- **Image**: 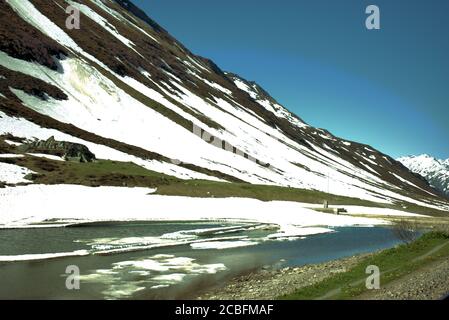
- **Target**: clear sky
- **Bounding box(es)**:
[136,0,449,159]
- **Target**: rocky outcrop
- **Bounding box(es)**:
[18,136,96,163]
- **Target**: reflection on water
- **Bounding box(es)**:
[0,222,402,299]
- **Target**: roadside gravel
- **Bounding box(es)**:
[196,254,369,300]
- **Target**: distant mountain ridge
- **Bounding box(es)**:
[398,155,449,198]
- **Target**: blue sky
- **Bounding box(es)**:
[136,0,449,159]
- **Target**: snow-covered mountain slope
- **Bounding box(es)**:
[398,155,449,198]
[0,0,448,212]
[226,72,307,129]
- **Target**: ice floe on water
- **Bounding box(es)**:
[190,240,259,250]
[114,255,227,276]
[71,222,265,255]
[0,250,89,262]
[79,236,168,250]
[150,284,170,290]
[79,254,227,299]
[266,226,335,240]
[152,273,187,283]
[70,223,331,256]
[160,224,263,239]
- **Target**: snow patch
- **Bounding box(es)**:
[0,184,388,230]
[26,153,65,161]
[0,162,34,184]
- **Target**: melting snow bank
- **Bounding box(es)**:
[288,202,430,218]
[0,185,387,230]
[0,250,89,262]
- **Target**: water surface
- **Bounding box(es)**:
[0,222,402,299]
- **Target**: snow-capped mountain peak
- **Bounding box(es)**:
[398,155,449,197]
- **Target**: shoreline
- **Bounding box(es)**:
[195,234,449,300]
[196,253,372,300]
